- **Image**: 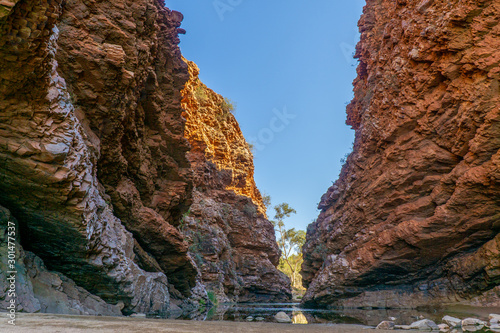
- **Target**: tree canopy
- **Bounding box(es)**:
[271,202,306,290]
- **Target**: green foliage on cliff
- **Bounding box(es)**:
[194,86,208,102]
[220,97,236,114]
[215,96,236,122]
[262,194,271,210]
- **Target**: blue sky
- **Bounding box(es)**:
[167,0,365,231]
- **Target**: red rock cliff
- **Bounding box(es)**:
[0,0,196,315]
[302,0,500,308]
[180,60,291,302]
[0,0,290,314]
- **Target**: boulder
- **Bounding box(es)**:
[376,321,396,330]
[442,316,461,328]
[274,311,292,323]
[461,318,486,327]
[490,314,500,323]
[409,319,440,331]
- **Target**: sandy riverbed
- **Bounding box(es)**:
[1,313,403,333]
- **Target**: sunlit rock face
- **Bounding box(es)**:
[302,0,500,308]
[180,60,291,303]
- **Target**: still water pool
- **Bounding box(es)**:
[178,303,499,327]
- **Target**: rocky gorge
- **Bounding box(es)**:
[302,0,500,309]
[0,0,289,316]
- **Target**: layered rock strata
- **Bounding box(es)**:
[0,206,122,316]
[180,61,291,303]
[0,0,290,315]
[54,0,197,296]
[302,0,500,308]
[0,0,194,315]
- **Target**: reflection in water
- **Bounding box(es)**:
[185,303,365,325]
[292,312,308,324]
[174,302,497,327]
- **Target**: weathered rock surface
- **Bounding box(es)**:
[0,0,289,315]
[0,205,121,316]
[0,0,182,313]
[55,0,197,296]
[302,0,500,308]
[180,60,291,302]
[0,0,193,315]
[0,0,20,19]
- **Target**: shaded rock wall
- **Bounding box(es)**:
[180,61,291,303]
[0,206,122,316]
[302,0,500,308]
[55,0,197,296]
[0,0,193,314]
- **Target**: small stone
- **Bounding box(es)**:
[376,321,395,330]
[443,315,461,328]
[417,0,435,13]
[255,317,265,321]
[274,311,292,323]
[409,319,440,331]
[395,325,412,330]
[389,317,397,321]
[246,316,254,321]
[461,318,486,327]
[490,314,500,323]
[438,323,450,332]
[167,303,183,320]
[130,313,146,318]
